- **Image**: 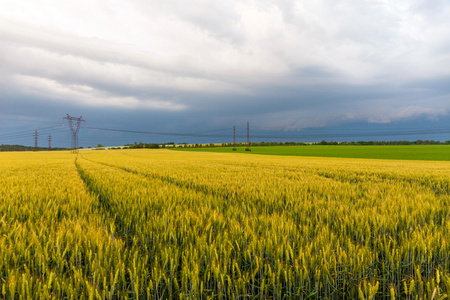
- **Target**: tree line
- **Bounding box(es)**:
[195,140,450,147]
[0,144,68,152]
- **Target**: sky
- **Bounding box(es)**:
[1,0,450,147]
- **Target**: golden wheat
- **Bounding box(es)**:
[0,149,449,299]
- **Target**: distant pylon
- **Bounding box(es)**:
[34,130,38,151]
[233,125,237,151]
[62,114,86,153]
[48,135,51,151]
[246,121,251,151]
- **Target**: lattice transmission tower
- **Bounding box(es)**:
[233,125,237,151]
[34,130,38,151]
[245,121,251,151]
[62,114,86,153]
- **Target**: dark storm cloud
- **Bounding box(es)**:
[1,0,450,146]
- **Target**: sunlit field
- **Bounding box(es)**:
[1,149,450,299]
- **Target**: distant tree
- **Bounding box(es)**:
[145,144,159,149]
[97,143,104,148]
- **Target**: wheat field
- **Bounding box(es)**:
[1,149,449,299]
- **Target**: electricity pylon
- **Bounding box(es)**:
[62,114,86,153]
[34,130,38,151]
[245,121,251,151]
[233,125,237,151]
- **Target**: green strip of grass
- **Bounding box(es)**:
[173,145,450,161]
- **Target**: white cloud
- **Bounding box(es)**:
[0,0,450,130]
[2,1,449,83]
[13,75,186,110]
[367,106,449,124]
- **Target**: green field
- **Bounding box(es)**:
[174,144,450,161]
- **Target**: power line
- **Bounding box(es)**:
[85,126,233,138]
[0,125,61,137]
[248,129,450,140]
[85,126,450,140]
[1,123,450,147]
[3,124,449,141]
[0,128,67,143]
[0,126,64,140]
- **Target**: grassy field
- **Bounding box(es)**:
[1,149,450,298]
[174,144,450,161]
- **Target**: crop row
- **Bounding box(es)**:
[1,150,450,299]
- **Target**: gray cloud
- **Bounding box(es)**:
[1,0,450,146]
